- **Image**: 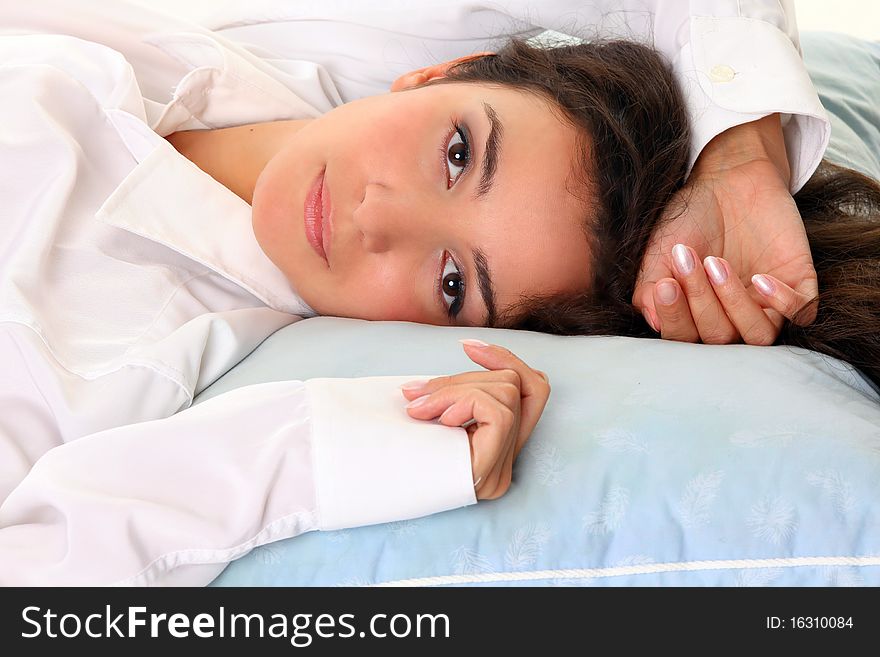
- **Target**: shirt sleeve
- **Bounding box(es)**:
[0,376,476,586]
[192,0,830,192]
[661,0,830,191]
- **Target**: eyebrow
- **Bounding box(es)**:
[467,103,503,327]
[476,102,503,199]
[470,246,497,328]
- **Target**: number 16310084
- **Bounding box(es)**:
[766,616,854,630]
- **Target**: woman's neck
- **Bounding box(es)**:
[165,119,310,204]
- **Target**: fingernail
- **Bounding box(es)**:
[473,475,483,488]
[704,256,728,284]
[642,308,658,332]
[752,274,775,296]
[459,338,489,348]
[406,394,431,409]
[399,379,429,391]
[656,281,678,305]
[672,244,695,275]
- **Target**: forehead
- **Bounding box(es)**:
[442,81,588,206]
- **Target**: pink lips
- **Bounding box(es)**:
[304,168,332,265]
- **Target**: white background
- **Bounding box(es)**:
[795,0,879,39]
[136,1,878,40]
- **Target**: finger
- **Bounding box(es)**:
[671,244,739,344]
[474,411,518,500]
[653,278,700,343]
[632,281,662,333]
[398,368,521,401]
[702,257,780,346]
[752,274,820,326]
[794,270,820,324]
[436,388,517,495]
[475,423,517,501]
[456,339,550,455]
[405,380,520,422]
[632,231,675,333]
[492,428,518,499]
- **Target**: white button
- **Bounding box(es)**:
[709,64,736,83]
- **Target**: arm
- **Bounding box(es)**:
[0,2,339,125]
[0,340,550,586]
[608,1,827,343]
[0,376,477,586]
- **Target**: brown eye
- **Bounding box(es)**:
[448,141,467,165]
[443,271,463,298]
[440,252,466,319]
[445,127,470,186]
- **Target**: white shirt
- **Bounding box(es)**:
[0,0,830,586]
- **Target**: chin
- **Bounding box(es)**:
[251,190,292,269]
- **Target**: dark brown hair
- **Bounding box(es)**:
[439,38,880,389]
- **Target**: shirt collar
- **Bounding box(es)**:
[95,131,316,317]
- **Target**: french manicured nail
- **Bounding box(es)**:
[399,379,429,390]
[656,281,678,305]
[752,274,776,296]
[459,338,490,347]
[704,256,728,284]
[672,244,695,275]
[406,394,431,409]
[642,308,658,332]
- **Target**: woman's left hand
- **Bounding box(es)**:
[398,339,550,501]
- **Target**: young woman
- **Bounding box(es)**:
[0,1,848,585]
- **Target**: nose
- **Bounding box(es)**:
[353,182,438,253]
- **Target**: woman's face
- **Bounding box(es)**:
[252,78,592,327]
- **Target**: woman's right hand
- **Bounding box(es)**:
[633,114,819,344]
[398,339,550,500]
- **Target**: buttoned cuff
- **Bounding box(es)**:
[304,375,477,531]
[678,16,831,192]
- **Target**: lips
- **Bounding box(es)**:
[320,172,332,260]
[304,168,331,265]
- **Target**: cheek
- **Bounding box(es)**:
[251,159,293,266]
[358,98,437,173]
[340,261,429,322]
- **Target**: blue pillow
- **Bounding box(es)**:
[200,317,880,587]
[205,32,880,586]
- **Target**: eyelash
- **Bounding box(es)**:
[441,121,472,189]
[440,251,466,322]
[437,121,471,321]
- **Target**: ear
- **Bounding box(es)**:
[390,51,494,92]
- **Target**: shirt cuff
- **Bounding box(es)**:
[304,375,477,531]
[678,15,831,192]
